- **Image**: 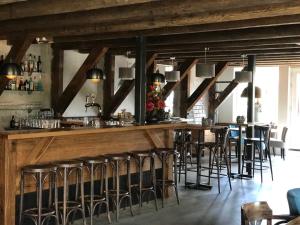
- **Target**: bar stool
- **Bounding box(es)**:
[242,125,273,183]
[105,153,133,221]
[81,157,111,225]
[55,160,86,225]
[131,150,158,210]
[208,127,232,193]
[154,148,179,208]
[19,164,59,225]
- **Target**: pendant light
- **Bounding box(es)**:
[235,54,252,83]
[165,57,180,82]
[196,48,215,78]
[119,51,135,80]
[241,86,262,99]
[86,67,105,83]
[151,70,165,86]
[0,58,23,80]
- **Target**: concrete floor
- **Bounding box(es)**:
[76,150,300,225]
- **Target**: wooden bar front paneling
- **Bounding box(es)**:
[0,123,186,225]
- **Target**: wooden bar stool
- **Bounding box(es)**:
[154,148,179,208]
[81,157,111,225]
[131,150,158,211]
[55,160,86,225]
[105,153,133,221]
[241,201,272,225]
[19,164,59,225]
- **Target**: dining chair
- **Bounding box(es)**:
[270,127,288,160]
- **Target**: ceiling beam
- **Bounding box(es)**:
[162,58,199,100]
[0,0,157,21]
[187,62,228,111]
[56,47,108,115]
[214,80,239,109]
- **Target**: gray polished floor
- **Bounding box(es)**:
[76,150,299,225]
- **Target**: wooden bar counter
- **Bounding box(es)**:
[0,123,187,225]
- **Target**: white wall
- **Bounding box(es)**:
[215,66,235,122]
[278,66,290,127]
[62,50,103,117]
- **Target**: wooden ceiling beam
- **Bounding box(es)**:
[0,35,33,95]
[162,58,199,100]
[214,80,239,109]
[56,47,108,115]
[0,0,156,21]
[3,1,300,39]
[186,62,228,111]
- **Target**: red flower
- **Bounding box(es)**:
[149,85,155,91]
[157,100,165,109]
[146,101,155,112]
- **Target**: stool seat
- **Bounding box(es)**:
[106,153,130,161]
[23,208,56,217]
[22,164,57,173]
[81,157,108,164]
[83,195,106,203]
[57,201,82,210]
[55,160,83,168]
[108,189,130,196]
[241,201,272,225]
[155,148,176,155]
[131,150,154,157]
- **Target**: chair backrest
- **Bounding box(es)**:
[228,124,239,138]
[287,188,300,216]
[213,127,230,150]
[281,127,288,142]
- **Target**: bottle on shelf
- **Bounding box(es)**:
[37,56,42,73]
[33,55,37,72]
[19,77,24,91]
[29,77,34,91]
[24,79,29,91]
[11,78,16,90]
[10,116,15,128]
[28,54,34,73]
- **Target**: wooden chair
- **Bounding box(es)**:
[270,127,288,159]
[241,201,272,225]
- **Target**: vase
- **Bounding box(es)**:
[146,116,160,124]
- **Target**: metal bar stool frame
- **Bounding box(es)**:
[19,165,59,225]
[131,150,158,211]
[82,157,111,225]
[154,148,180,208]
[106,154,134,222]
[55,161,86,225]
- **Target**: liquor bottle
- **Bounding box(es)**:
[24,79,29,91]
[19,77,24,90]
[37,56,42,72]
[11,78,16,90]
[33,55,37,72]
[10,116,15,128]
[28,54,34,73]
[29,77,34,91]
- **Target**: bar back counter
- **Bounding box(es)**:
[0,123,185,225]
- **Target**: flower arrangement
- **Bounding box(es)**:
[146,85,166,123]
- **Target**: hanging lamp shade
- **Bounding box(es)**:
[0,61,22,79]
[151,71,165,84]
[119,67,135,80]
[241,86,262,98]
[165,70,180,82]
[196,63,215,78]
[235,70,252,83]
[86,68,105,83]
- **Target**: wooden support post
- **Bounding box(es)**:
[103,52,115,119]
[0,36,33,95]
[56,47,108,114]
[208,85,216,120]
[179,71,189,118]
[247,55,256,123]
[106,52,157,115]
[51,47,64,114]
[135,36,146,124]
[187,62,228,111]
[163,58,198,99]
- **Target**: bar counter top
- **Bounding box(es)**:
[0,122,199,140]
